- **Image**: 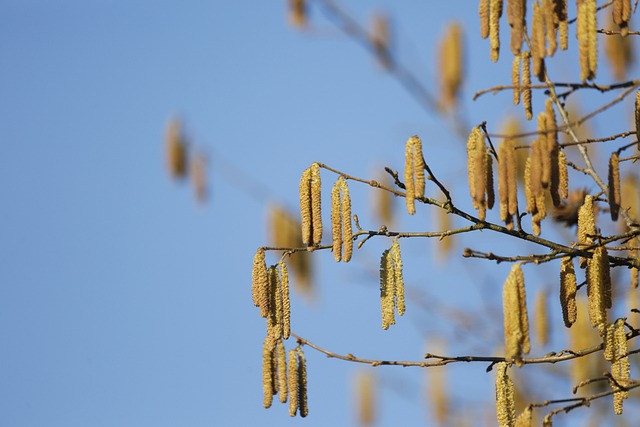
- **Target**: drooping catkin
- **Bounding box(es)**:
[404,136,426,215]
[288,349,299,416]
[560,256,578,327]
[267,266,283,340]
[577,0,598,81]
[486,152,496,210]
[467,127,489,220]
[480,0,490,39]
[165,117,188,179]
[604,12,634,81]
[630,248,639,288]
[537,113,550,189]
[542,0,558,56]
[512,54,521,105]
[263,336,276,408]
[531,1,546,81]
[503,264,530,365]
[355,371,375,426]
[535,290,549,346]
[586,246,612,328]
[635,90,640,148]
[289,0,307,29]
[276,338,288,403]
[611,318,630,414]
[489,0,503,62]
[252,248,270,318]
[613,0,631,37]
[558,150,569,199]
[577,194,595,268]
[507,0,525,55]
[300,167,312,246]
[495,362,516,427]
[310,163,322,246]
[558,0,568,50]
[296,347,309,417]
[391,241,405,316]
[341,179,353,262]
[522,51,533,120]
[498,138,518,229]
[515,406,533,427]
[278,261,291,339]
[380,249,395,330]
[439,23,464,110]
[608,152,621,221]
[331,179,343,262]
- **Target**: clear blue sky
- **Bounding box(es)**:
[1,1,638,426]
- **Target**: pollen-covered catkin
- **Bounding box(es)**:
[577,0,598,81]
[515,406,533,427]
[543,0,558,56]
[480,0,490,39]
[300,167,312,245]
[341,178,353,262]
[612,318,630,414]
[537,113,550,189]
[498,138,518,228]
[503,264,530,365]
[263,336,276,408]
[577,195,595,268]
[558,150,568,199]
[495,362,516,427]
[310,163,322,246]
[355,371,376,425]
[297,348,309,417]
[608,152,621,221]
[613,0,631,37]
[404,136,426,215]
[391,241,405,316]
[558,0,568,50]
[531,1,546,80]
[586,246,611,328]
[560,257,578,327]
[512,54,521,105]
[535,290,549,346]
[489,0,503,62]
[486,152,495,210]
[467,127,489,220]
[331,179,343,262]
[278,261,291,339]
[380,249,395,330]
[522,51,532,120]
[507,0,525,55]
[267,266,283,340]
[288,349,299,416]
[252,248,270,318]
[276,338,288,403]
[439,23,464,109]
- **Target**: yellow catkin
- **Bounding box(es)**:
[486,152,495,210]
[543,0,558,56]
[560,257,578,327]
[289,0,307,29]
[310,163,322,246]
[495,362,516,427]
[467,127,488,220]
[380,249,395,330]
[412,136,426,202]
[608,152,621,221]
[507,0,525,54]
[512,54,521,105]
[489,0,503,62]
[267,266,283,340]
[612,318,630,414]
[331,179,343,262]
[630,248,639,288]
[531,1,546,81]
[524,158,534,215]
[374,170,394,227]
[558,150,568,199]
[522,51,532,120]
[276,338,288,403]
[252,248,270,318]
[440,23,464,109]
[404,139,416,215]
[355,371,375,426]
[635,90,640,148]
[586,246,611,328]
[577,195,595,268]
[297,348,308,417]
[341,178,353,262]
[498,138,518,228]
[503,264,530,365]
[603,322,616,361]
[480,0,490,39]
[278,261,291,339]
[300,167,313,246]
[537,113,550,189]
[288,349,299,416]
[190,152,207,204]
[263,336,275,409]
[558,0,568,50]
[535,290,549,346]
[165,117,188,179]
[578,0,598,81]
[391,241,405,316]
[613,0,631,37]
[545,99,561,207]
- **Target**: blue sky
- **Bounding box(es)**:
[1,1,639,426]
